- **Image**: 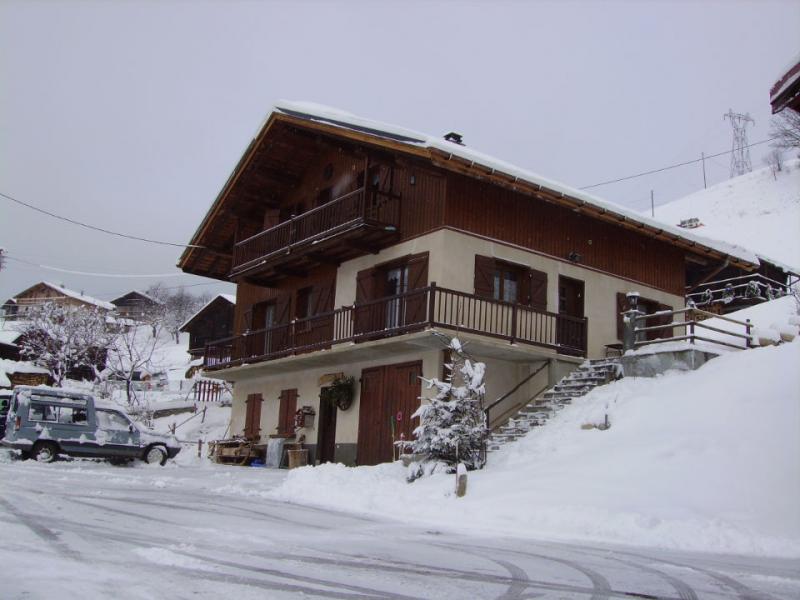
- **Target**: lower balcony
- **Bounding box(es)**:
[203,284,588,370]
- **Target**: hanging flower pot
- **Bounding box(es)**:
[326,376,354,411]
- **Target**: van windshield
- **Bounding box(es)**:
[96,410,131,431]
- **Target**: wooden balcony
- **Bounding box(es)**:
[230,188,400,283]
[203,284,588,370]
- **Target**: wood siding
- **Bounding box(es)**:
[446,174,685,295]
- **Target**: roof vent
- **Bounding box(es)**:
[678,217,702,229]
[444,132,464,145]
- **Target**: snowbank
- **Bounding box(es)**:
[269,342,800,558]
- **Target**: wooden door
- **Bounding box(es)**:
[557,276,585,354]
[316,389,338,463]
[356,361,422,466]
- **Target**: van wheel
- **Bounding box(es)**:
[33,442,58,463]
[144,445,167,466]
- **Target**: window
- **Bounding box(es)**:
[28,403,86,424]
[493,266,519,303]
[474,255,548,311]
[96,410,132,431]
[29,403,56,422]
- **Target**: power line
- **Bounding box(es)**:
[579,137,776,190]
[0,191,204,248]
[4,254,188,278]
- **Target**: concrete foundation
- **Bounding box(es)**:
[620,347,720,378]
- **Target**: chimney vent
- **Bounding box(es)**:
[444,132,464,145]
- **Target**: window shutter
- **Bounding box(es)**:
[274,294,292,324]
[474,255,495,298]
[526,268,548,311]
[406,252,429,290]
[354,268,378,336]
[278,388,298,436]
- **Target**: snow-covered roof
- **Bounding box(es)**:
[270,101,760,266]
[0,330,22,346]
[0,358,50,387]
[179,293,236,332]
[652,159,800,275]
[11,281,115,311]
[110,290,164,306]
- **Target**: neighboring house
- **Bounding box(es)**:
[179,294,236,360]
[2,281,114,381]
[770,54,800,114]
[111,290,163,321]
[0,329,22,361]
[3,281,115,319]
[178,102,762,466]
[0,358,52,389]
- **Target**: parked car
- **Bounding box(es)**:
[1,386,180,465]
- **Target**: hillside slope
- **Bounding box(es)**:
[265,300,800,558]
[653,158,800,269]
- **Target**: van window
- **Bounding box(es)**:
[57,406,87,424]
[96,410,131,431]
[29,403,57,422]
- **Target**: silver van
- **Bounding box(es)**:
[1,386,180,465]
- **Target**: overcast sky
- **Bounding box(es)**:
[1,0,798,304]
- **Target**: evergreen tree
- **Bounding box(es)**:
[410,337,487,475]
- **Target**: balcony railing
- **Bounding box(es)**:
[231,188,400,276]
[204,284,588,369]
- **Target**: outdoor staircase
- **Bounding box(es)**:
[486,358,621,452]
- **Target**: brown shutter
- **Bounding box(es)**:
[474,255,495,298]
[616,292,630,341]
[274,293,291,324]
[406,252,429,290]
[405,253,429,325]
[527,269,548,311]
[278,388,298,436]
[354,268,378,336]
[244,393,263,440]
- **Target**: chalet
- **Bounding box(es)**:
[3,281,115,319]
[111,290,163,321]
[179,102,763,466]
[2,281,113,381]
[179,293,236,360]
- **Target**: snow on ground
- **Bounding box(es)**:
[653,159,800,270]
[264,337,800,558]
[5,458,798,600]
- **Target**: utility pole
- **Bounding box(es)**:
[723,109,755,178]
[701,152,707,189]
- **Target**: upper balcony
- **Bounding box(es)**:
[230,187,400,284]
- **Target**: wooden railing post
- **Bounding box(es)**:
[745,318,752,349]
[689,309,696,344]
[289,214,297,246]
[428,282,437,326]
[510,302,517,344]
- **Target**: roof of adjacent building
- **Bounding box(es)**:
[770,53,800,114]
[110,290,164,306]
[8,281,115,311]
[179,293,236,332]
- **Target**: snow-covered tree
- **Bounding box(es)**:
[770,109,800,155]
[15,302,116,386]
[410,337,487,476]
[106,318,168,408]
[145,284,203,343]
